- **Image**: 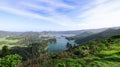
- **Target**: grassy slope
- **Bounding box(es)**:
[75,29,120,44]
[0,38,19,50]
[42,38,120,67]
[18,35,120,67]
[0,38,19,43]
[0,45,17,50]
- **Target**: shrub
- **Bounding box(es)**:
[57,63,66,67]
[0,54,22,67]
[86,61,105,67]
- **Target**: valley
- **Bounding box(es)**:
[1,0,120,67]
[0,27,120,67]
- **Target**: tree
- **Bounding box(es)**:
[0,54,22,67]
[57,63,65,67]
[66,42,72,50]
[1,46,10,57]
[29,42,47,58]
[87,61,105,67]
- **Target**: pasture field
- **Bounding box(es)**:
[0,38,19,43]
[0,37,20,50]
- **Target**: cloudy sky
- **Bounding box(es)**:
[0,0,120,31]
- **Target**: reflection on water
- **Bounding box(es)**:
[48,34,76,53]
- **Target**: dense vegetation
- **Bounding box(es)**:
[75,29,120,44]
[13,34,120,67]
[0,28,120,67]
[0,32,57,67]
[0,54,22,67]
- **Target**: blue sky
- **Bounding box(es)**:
[0,0,120,31]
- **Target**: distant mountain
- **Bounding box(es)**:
[0,31,22,38]
[41,30,86,34]
[75,28,120,44]
[0,26,120,38]
[19,32,40,36]
[41,27,107,35]
[0,31,40,38]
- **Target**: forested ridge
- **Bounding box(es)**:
[16,35,120,67]
[0,28,120,67]
[1,34,120,67]
[75,28,120,44]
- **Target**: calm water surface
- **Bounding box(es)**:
[48,34,75,53]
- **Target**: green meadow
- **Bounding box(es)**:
[0,38,19,43]
[40,36,120,67]
[0,45,16,50]
[0,38,19,50]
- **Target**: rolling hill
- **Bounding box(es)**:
[75,28,120,44]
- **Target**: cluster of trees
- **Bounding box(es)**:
[1,34,120,67]
[74,29,120,44]
[0,34,52,67]
[21,35,120,67]
[0,54,21,67]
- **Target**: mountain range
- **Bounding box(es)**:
[0,26,120,40]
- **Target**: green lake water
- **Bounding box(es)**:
[48,34,76,53]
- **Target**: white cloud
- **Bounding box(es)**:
[0,6,52,20]
[0,0,77,27]
[37,0,75,9]
[0,6,76,27]
[76,0,120,29]
[21,2,53,12]
[0,0,76,27]
[0,0,120,30]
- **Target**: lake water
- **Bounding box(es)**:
[48,34,76,53]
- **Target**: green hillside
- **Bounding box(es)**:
[75,29,120,44]
[1,28,120,67]
[16,35,120,67]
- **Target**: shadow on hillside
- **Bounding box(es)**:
[102,57,120,62]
